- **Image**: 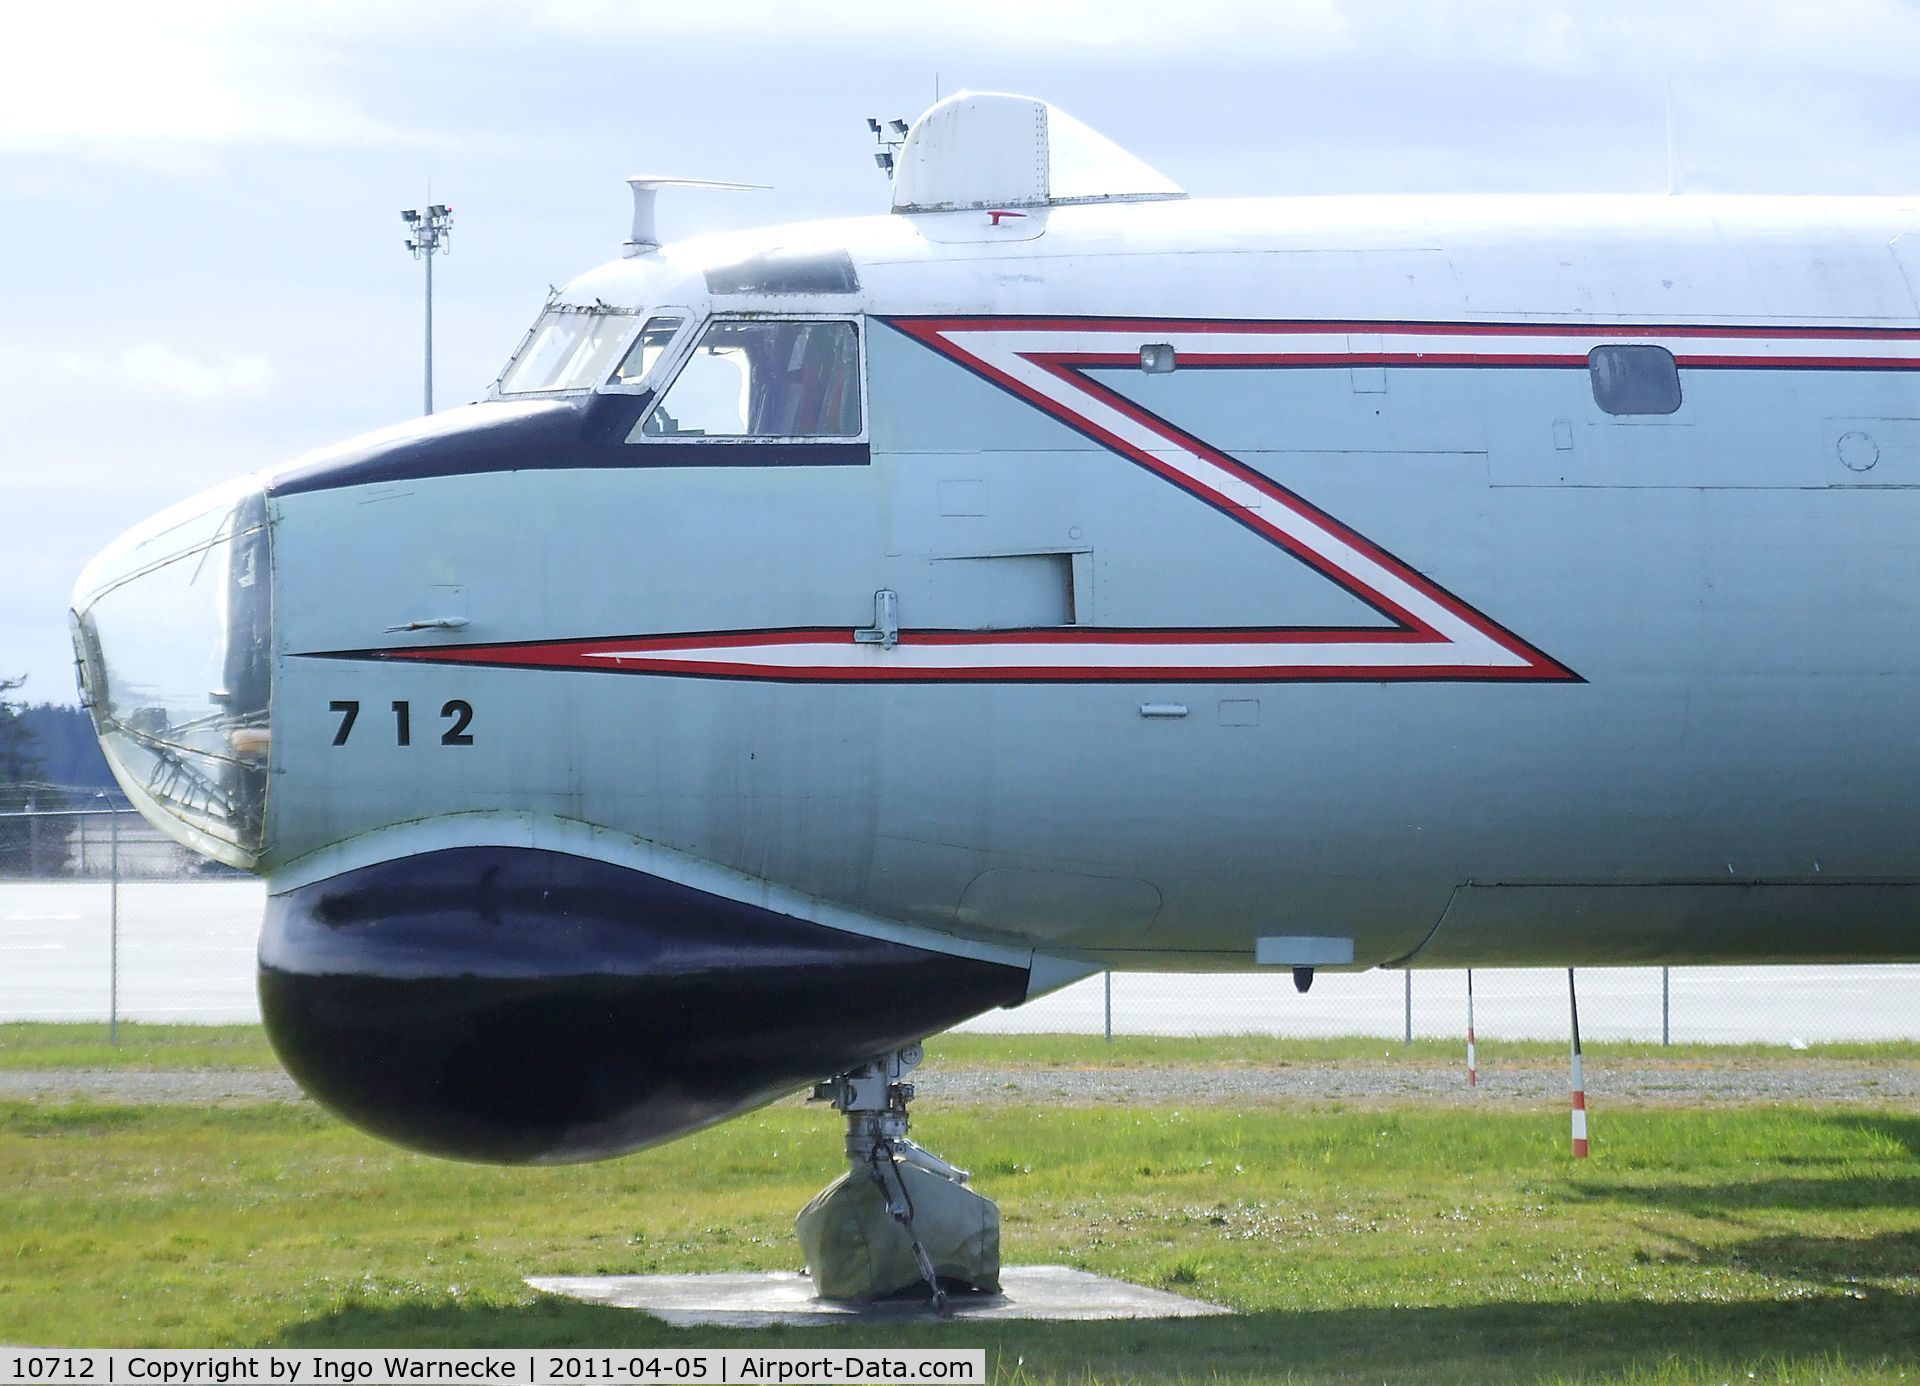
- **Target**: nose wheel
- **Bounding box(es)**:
[796,1044,1000,1309]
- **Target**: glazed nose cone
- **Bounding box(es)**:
[69,478,273,870]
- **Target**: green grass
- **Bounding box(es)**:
[4,1022,1917,1071]
[2,1091,1918,1382]
[0,1022,276,1069]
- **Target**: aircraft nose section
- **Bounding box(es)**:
[257,847,1030,1164]
[69,478,274,870]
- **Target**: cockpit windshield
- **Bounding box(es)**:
[497,307,637,395]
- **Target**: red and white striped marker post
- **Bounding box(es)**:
[1466,969,1478,1087]
[1568,967,1589,1159]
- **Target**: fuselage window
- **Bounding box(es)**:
[639,319,861,439]
[1589,344,1681,416]
[610,315,685,388]
[498,307,638,395]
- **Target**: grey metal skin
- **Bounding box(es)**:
[235,196,1920,982]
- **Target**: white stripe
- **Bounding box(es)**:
[605,319,1770,680]
[973,327,1920,365]
[587,638,1510,671]
[1571,1108,1589,1140]
[928,328,1536,674]
[630,319,1914,683]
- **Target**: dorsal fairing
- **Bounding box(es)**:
[891,92,1185,214]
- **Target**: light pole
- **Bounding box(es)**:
[401,202,453,414]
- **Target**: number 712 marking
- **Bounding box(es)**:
[330,699,473,746]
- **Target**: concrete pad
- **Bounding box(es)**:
[526,1266,1229,1327]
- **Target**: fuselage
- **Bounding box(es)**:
[70,166,1920,1159]
[272,192,1920,967]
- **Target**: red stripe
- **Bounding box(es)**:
[378,629,852,659]
[1027,357,1434,630]
[892,321,1473,667]
[376,649,1566,682]
[1023,351,1575,676]
[1032,348,1920,370]
[345,317,1606,685]
[384,626,1448,663]
[370,656,1559,683]
[893,315,1920,342]
[914,626,1429,647]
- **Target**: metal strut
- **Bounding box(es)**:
[864,1135,948,1313]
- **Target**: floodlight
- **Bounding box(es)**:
[867,116,909,180]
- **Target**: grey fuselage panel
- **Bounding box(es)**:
[257,196,1920,970]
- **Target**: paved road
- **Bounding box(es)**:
[1,880,260,1021]
[4,879,1919,1042]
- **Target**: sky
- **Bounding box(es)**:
[8,0,1920,701]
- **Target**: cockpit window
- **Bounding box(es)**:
[498,307,637,395]
[637,319,861,439]
[609,315,686,389]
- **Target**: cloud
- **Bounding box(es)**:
[12,0,1920,172]
[1329,0,1920,78]
[525,0,1356,52]
[517,0,1920,79]
[104,344,277,403]
[0,3,440,163]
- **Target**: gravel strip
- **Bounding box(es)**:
[918,1060,1920,1106]
[0,1068,304,1104]
[3,1060,1917,1108]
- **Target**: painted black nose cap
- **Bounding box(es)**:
[257,846,1027,1164]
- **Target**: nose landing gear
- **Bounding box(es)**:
[796,1044,999,1310]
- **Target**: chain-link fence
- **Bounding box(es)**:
[955,965,1920,1044]
[0,786,218,879]
[3,806,1917,1041]
[1,800,257,1029]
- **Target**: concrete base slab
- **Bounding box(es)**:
[526,1266,1229,1327]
